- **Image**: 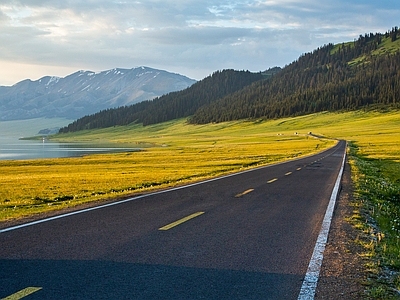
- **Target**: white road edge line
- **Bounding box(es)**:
[0,142,340,234]
[297,143,346,300]
[0,166,271,233]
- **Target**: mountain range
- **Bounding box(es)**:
[59,27,400,133]
[0,67,196,121]
[59,69,267,132]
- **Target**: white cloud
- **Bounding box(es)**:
[0,0,398,85]
[0,59,78,86]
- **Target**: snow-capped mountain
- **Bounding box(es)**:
[0,67,196,121]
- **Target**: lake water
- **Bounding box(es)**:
[0,118,138,161]
[0,137,139,160]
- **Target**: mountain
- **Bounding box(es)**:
[59,27,400,133]
[59,69,266,132]
[189,27,400,123]
[0,67,196,121]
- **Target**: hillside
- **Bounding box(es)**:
[0,67,196,121]
[190,27,400,123]
[59,27,400,133]
[59,69,265,132]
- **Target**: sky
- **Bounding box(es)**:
[0,0,398,86]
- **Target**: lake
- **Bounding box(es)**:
[0,118,138,161]
[0,137,139,160]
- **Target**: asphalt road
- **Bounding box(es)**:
[0,140,346,299]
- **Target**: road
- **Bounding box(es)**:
[0,140,346,299]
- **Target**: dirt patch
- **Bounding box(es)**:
[315,160,368,299]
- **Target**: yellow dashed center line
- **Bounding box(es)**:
[297,167,302,171]
[235,188,254,198]
[3,287,42,300]
[285,172,292,176]
[159,212,205,231]
[267,178,278,184]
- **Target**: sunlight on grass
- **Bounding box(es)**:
[0,118,334,221]
[1,108,400,296]
[2,110,400,224]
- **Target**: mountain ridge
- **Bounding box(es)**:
[59,27,400,133]
[59,69,267,132]
[0,67,196,121]
[189,28,399,123]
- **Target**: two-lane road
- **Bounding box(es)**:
[0,140,346,299]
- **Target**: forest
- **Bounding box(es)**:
[59,70,265,132]
[59,27,399,133]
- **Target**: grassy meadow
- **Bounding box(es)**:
[1,117,335,221]
[1,109,400,296]
[306,109,400,298]
[1,110,398,224]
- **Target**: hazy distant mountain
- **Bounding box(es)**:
[0,67,196,121]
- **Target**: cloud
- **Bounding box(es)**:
[0,0,398,85]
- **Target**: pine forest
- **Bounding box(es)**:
[60,27,400,133]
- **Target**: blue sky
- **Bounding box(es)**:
[0,0,398,85]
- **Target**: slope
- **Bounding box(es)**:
[59,69,265,132]
[190,28,400,124]
[0,67,196,121]
[59,27,399,132]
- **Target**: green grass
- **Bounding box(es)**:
[1,117,334,221]
[348,145,400,298]
[331,35,400,67]
[54,109,400,297]
[373,36,400,56]
[277,109,400,297]
[1,109,400,297]
[312,109,400,298]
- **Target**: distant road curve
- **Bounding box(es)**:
[0,141,346,299]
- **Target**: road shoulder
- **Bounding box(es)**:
[315,160,367,299]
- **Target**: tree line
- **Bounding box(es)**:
[59,70,264,132]
[60,27,399,132]
[189,29,400,124]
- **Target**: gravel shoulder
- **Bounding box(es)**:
[315,160,368,299]
[1,157,370,298]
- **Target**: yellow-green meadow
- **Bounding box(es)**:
[1,117,334,221]
[1,109,400,296]
[1,110,399,223]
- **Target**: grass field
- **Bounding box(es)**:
[1,109,399,297]
[310,109,400,298]
[331,35,400,67]
[1,117,335,221]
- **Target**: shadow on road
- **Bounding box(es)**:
[1,259,303,299]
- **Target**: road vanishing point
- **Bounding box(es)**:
[1,141,346,299]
